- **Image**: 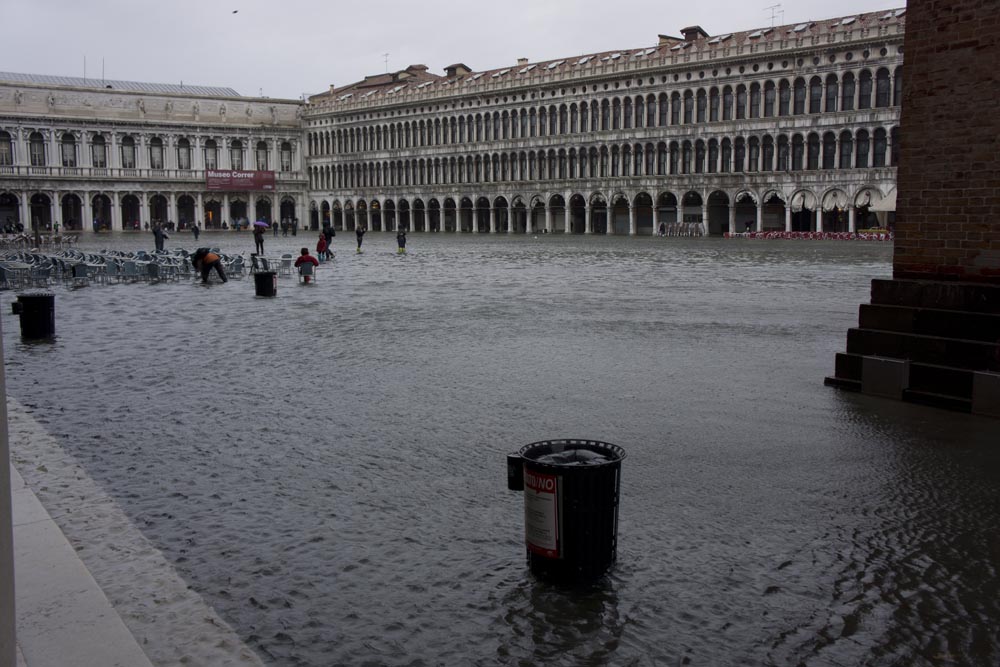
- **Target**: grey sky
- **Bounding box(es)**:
[7,0,905,100]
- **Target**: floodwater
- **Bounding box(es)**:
[4,231,1000,667]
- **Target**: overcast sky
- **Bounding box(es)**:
[7,0,905,100]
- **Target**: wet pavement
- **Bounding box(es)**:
[4,231,999,666]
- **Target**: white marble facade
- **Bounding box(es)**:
[304,8,905,235]
[0,77,307,232]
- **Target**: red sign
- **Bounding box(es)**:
[524,469,560,558]
[205,170,275,192]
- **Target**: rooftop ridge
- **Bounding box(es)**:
[0,71,241,97]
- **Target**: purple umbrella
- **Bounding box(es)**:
[253,220,270,228]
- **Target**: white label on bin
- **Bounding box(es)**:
[524,469,559,558]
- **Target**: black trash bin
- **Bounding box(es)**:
[507,439,625,584]
[254,271,277,297]
[11,293,55,339]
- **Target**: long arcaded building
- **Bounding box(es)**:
[0,7,904,236]
[304,7,904,236]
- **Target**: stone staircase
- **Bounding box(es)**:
[825,278,1000,417]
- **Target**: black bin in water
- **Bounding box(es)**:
[507,439,625,584]
[10,293,55,339]
[254,271,277,297]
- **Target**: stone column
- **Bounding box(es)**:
[545,206,553,234]
[139,194,148,230]
[194,136,204,171]
[784,204,792,232]
[628,204,636,236]
[110,133,119,169]
[508,208,515,234]
[111,194,121,231]
[168,192,177,225]
[49,191,58,231]
[49,129,59,170]
[702,202,710,236]
[585,202,592,234]
[82,191,92,230]
[223,194,230,227]
[815,209,822,233]
[489,206,496,233]
[848,206,857,233]
[728,202,736,234]
[18,191,28,229]
[196,192,204,226]
[756,199,763,233]
[564,204,571,234]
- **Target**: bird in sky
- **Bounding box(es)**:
[232,10,238,14]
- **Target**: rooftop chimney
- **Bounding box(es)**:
[517,58,529,66]
[680,25,709,41]
[444,63,472,78]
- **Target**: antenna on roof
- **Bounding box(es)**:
[383,53,390,73]
[764,3,784,27]
[83,55,87,84]
[101,57,105,86]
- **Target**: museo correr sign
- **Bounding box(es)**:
[205,170,276,191]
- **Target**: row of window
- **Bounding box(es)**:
[309,127,899,191]
[308,67,902,156]
[0,132,294,171]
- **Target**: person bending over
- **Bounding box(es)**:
[191,248,228,283]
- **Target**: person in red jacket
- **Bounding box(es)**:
[317,233,328,260]
[294,247,319,283]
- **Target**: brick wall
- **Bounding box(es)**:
[893,0,1000,282]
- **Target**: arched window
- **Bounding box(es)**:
[822,132,836,169]
[722,86,733,121]
[890,126,900,166]
[560,105,568,133]
[761,135,774,171]
[747,136,759,172]
[749,83,761,118]
[682,140,692,173]
[855,130,870,168]
[203,139,217,169]
[708,139,719,173]
[281,142,293,172]
[734,137,745,172]
[842,72,856,111]
[671,92,681,125]
[578,103,588,133]
[764,81,776,117]
[255,140,269,170]
[230,140,244,170]
[612,98,622,130]
[658,93,669,126]
[646,94,656,126]
[809,77,822,113]
[778,80,790,116]
[91,134,107,168]
[61,133,77,167]
[0,131,12,166]
[601,100,610,130]
[709,87,720,121]
[807,133,821,170]
[893,67,903,106]
[777,135,789,171]
[873,128,888,167]
[669,142,679,174]
[735,85,747,119]
[635,97,645,127]
[791,134,804,170]
[825,74,838,112]
[696,90,707,123]
[839,130,853,169]
[683,91,694,124]
[858,70,873,109]
[875,68,892,107]
[721,138,732,173]
[623,98,632,129]
[177,138,191,170]
[793,78,806,114]
[120,135,136,169]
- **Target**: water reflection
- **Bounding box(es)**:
[3,233,999,666]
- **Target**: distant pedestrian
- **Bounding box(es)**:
[322,222,334,251]
[152,222,168,252]
[273,220,279,237]
[253,224,265,254]
[355,225,366,253]
[192,222,200,241]
[396,229,407,254]
[317,233,328,260]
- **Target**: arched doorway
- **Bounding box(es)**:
[734,192,757,233]
[121,194,140,231]
[229,199,248,226]
[369,200,382,232]
[529,197,545,234]
[281,198,296,226]
[511,197,528,234]
[656,192,678,234]
[633,192,653,235]
[255,197,272,224]
[609,194,630,235]
[493,196,510,233]
[475,197,491,233]
[548,194,567,233]
[762,192,787,232]
[680,191,704,235]
[384,200,397,232]
[344,202,355,231]
[177,195,196,228]
[707,191,729,235]
[204,199,222,229]
[60,194,82,230]
[589,195,608,234]
[410,199,424,232]
[1,193,21,230]
[821,189,849,232]
[425,199,439,233]
[443,198,457,233]
[459,197,474,233]
[91,194,112,231]
[30,193,52,231]
[790,191,817,231]
[149,194,168,224]
[398,199,411,231]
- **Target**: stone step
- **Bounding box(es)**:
[846,328,1000,372]
[871,278,1000,314]
[859,303,1000,342]
[829,353,976,398]
[902,389,973,413]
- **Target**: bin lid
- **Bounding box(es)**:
[519,439,625,467]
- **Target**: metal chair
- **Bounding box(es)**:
[298,262,316,284]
